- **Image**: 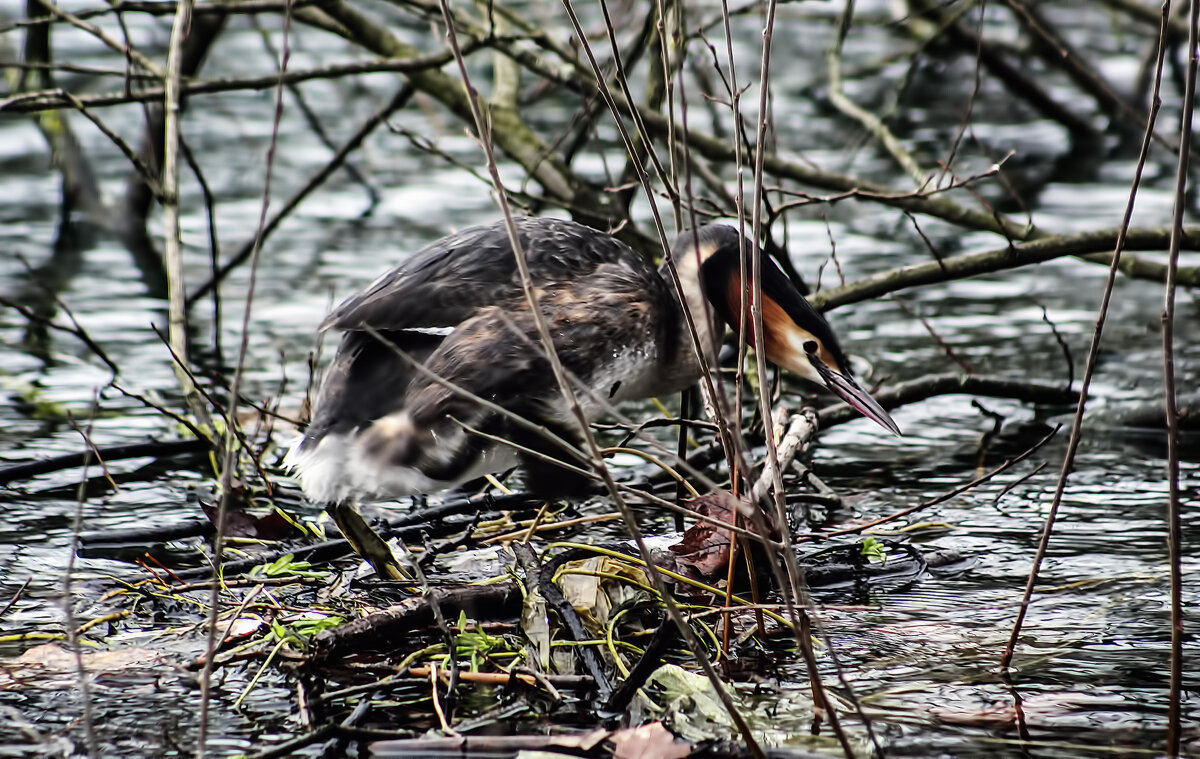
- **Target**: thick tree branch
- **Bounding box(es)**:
[810,227,1200,311]
[472,27,1043,242]
[816,373,1080,430]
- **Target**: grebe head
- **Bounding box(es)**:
[674,224,901,436]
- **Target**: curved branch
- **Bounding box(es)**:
[187,84,415,306]
[119,12,225,297]
[816,373,1080,429]
[826,2,926,185]
[809,226,1200,311]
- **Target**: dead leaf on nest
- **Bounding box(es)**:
[669,492,740,579]
[200,503,304,541]
[558,556,650,627]
[608,721,691,759]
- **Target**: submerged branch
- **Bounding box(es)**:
[312,584,522,662]
[0,438,208,487]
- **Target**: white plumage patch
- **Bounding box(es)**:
[283,433,357,504]
[284,425,520,504]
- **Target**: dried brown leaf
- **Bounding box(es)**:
[609,721,691,759]
[669,492,739,579]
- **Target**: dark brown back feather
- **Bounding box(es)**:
[322,217,653,332]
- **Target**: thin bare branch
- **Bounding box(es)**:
[0,0,329,33]
[63,399,102,759]
[1001,0,1172,672]
[1160,0,1196,751]
[0,49,463,112]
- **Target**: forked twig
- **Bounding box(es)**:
[827,0,926,185]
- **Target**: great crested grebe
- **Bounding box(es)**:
[286,216,899,505]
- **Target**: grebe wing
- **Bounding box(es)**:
[354,260,673,494]
[322,217,651,332]
[290,236,674,503]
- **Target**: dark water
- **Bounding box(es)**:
[1,0,1198,756]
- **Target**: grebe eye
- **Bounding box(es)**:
[803,340,819,355]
